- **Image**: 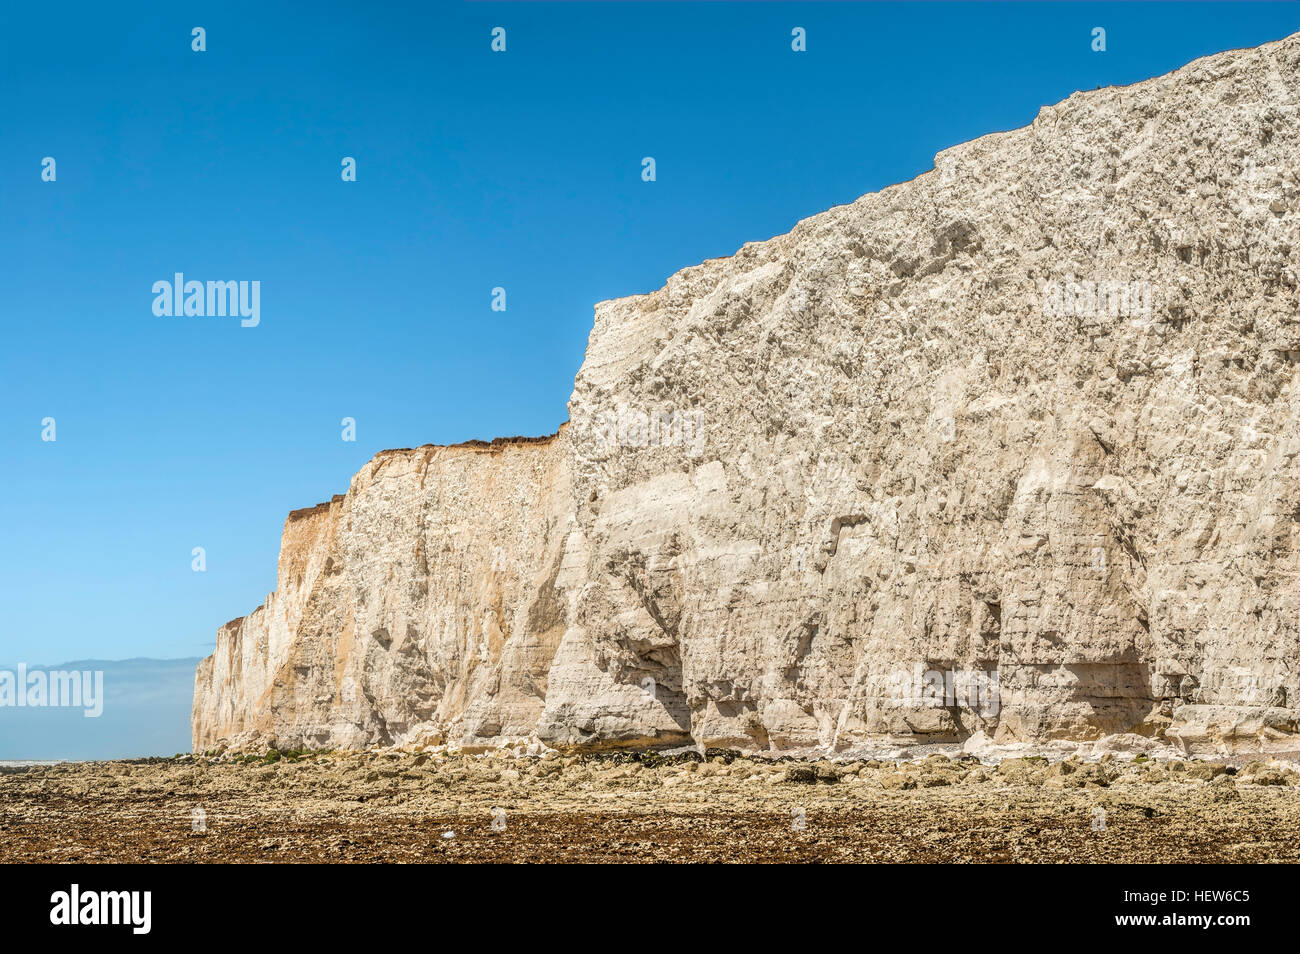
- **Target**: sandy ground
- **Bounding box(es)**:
[3,749,1300,863]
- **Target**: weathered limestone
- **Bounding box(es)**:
[196,33,1300,756]
[193,434,572,752]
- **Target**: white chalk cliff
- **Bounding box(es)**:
[196,34,1300,756]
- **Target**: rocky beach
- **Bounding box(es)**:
[5,749,1299,863]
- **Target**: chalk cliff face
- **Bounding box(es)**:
[193,435,572,751]
[197,34,1300,756]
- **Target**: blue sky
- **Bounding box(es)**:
[3,1,1297,666]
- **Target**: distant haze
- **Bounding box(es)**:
[0,658,199,760]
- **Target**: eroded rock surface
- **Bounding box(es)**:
[197,33,1300,756]
[193,434,571,752]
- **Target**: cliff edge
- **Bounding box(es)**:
[197,33,1300,756]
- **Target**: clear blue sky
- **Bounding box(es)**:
[3,2,1297,664]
